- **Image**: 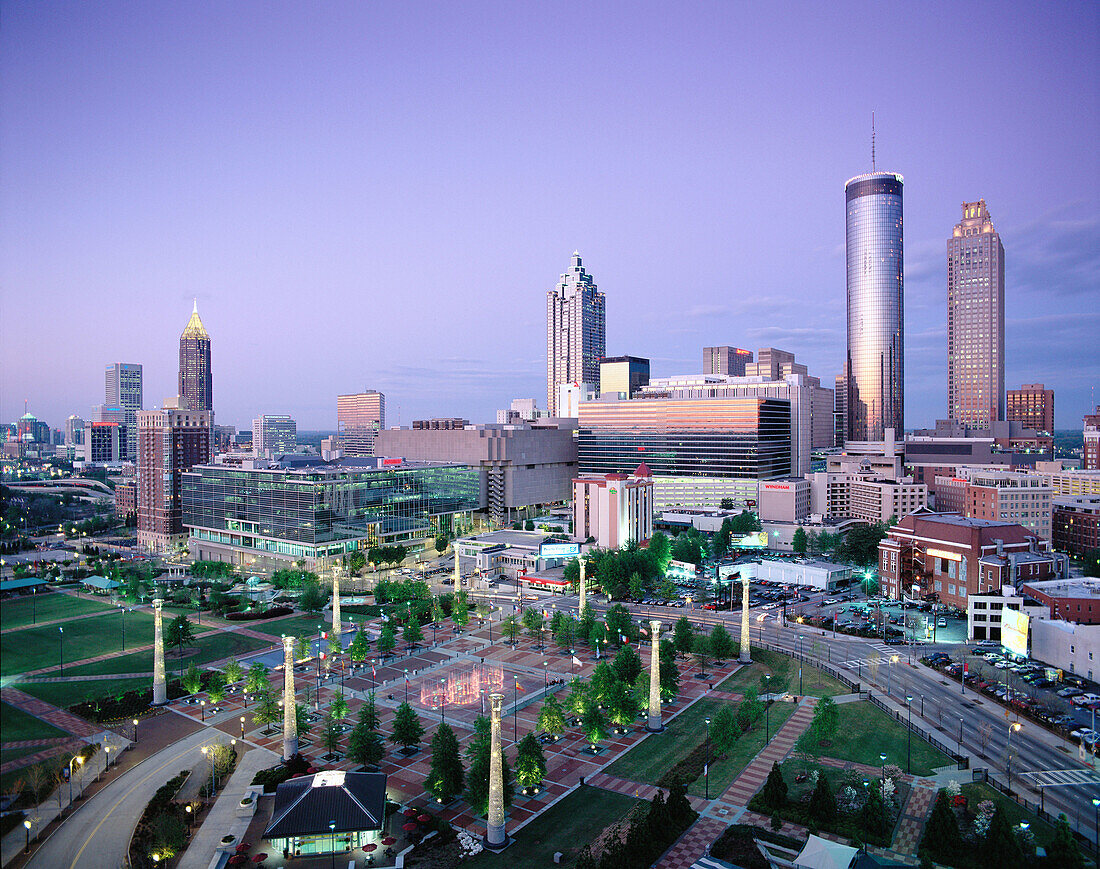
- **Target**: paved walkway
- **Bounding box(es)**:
[654,817,727,869]
[585,771,709,812]
[0,687,102,738]
[886,777,938,857]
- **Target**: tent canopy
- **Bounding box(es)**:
[795,835,858,869]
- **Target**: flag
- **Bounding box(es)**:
[639,626,648,637]
[371,661,376,678]
[620,633,627,644]
[405,672,410,684]
[572,655,582,667]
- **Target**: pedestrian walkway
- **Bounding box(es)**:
[889,777,938,857]
[653,817,727,869]
[585,771,709,812]
[0,686,102,738]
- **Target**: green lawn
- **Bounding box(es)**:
[470,784,641,868]
[0,702,68,742]
[246,614,332,637]
[0,609,157,676]
[0,746,42,769]
[17,677,150,709]
[687,702,794,798]
[814,701,952,776]
[63,630,275,676]
[717,647,849,698]
[0,593,114,630]
[959,782,1058,851]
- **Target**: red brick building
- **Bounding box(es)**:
[1007,383,1054,434]
[1084,407,1100,471]
[878,509,1067,609]
[114,480,136,520]
[1020,578,1100,625]
[1052,496,1100,556]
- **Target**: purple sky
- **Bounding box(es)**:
[3,1,1098,432]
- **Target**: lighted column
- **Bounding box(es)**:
[739,574,752,664]
[647,620,663,732]
[453,551,461,598]
[282,635,298,760]
[332,568,342,639]
[578,558,587,615]
[485,692,507,849]
[152,599,167,705]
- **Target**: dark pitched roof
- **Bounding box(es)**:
[264,771,386,838]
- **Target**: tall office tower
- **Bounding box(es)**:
[253,414,297,456]
[703,346,753,376]
[833,371,847,448]
[1083,407,1100,470]
[137,398,213,553]
[1007,383,1055,434]
[65,415,85,446]
[105,363,143,459]
[599,356,650,399]
[178,301,212,412]
[546,252,605,415]
[845,171,904,441]
[947,200,1005,427]
[337,391,385,456]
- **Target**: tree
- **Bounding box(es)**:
[835,523,888,567]
[501,615,520,644]
[425,722,464,803]
[809,773,836,824]
[521,607,544,641]
[737,686,765,733]
[389,702,424,753]
[606,678,640,730]
[670,529,706,565]
[792,527,808,555]
[708,623,736,662]
[648,531,671,569]
[612,644,643,685]
[566,679,590,716]
[919,792,961,862]
[321,710,342,756]
[1081,548,1100,578]
[538,695,567,738]
[628,571,645,600]
[246,663,269,696]
[581,701,611,750]
[252,686,280,730]
[693,632,711,675]
[659,639,681,699]
[222,659,244,684]
[808,695,839,746]
[451,591,469,628]
[984,805,1024,869]
[295,702,312,736]
[378,624,396,657]
[403,618,423,646]
[710,704,741,754]
[206,671,226,706]
[434,534,448,554]
[760,761,788,809]
[590,662,617,705]
[1046,813,1085,869]
[295,635,310,661]
[165,614,196,649]
[348,705,385,768]
[298,579,328,615]
[331,689,349,721]
[514,733,547,793]
[673,617,695,656]
[605,604,635,644]
[182,663,203,695]
[657,577,677,602]
[349,625,370,663]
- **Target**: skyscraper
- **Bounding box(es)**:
[178,301,212,412]
[105,362,143,460]
[546,252,605,415]
[948,200,1005,427]
[703,346,753,377]
[337,391,385,456]
[253,414,298,456]
[845,171,904,441]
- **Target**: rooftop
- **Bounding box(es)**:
[264,771,386,839]
[1019,578,1100,598]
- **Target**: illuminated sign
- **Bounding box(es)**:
[381,457,403,466]
[926,548,962,562]
[666,559,697,581]
[730,531,769,549]
[539,542,580,558]
[1001,608,1030,658]
[762,483,791,490]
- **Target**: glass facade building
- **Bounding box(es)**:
[547,252,606,415]
[845,172,904,442]
[577,397,792,479]
[182,458,479,563]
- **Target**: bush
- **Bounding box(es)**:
[129,771,190,868]
[250,755,311,793]
[224,605,294,621]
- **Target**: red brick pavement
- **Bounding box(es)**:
[653,817,728,869]
[0,687,102,738]
[889,777,938,856]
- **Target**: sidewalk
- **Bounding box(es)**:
[175,745,280,869]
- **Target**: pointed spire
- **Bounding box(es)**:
[193,297,198,314]
[181,300,209,339]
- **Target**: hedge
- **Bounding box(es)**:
[224,606,294,621]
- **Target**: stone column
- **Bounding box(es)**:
[646,620,663,732]
[578,558,587,615]
[152,599,167,705]
[453,551,461,598]
[485,692,507,849]
[739,574,752,664]
[282,635,298,760]
[332,568,342,640]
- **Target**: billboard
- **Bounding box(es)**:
[730,531,769,549]
[539,542,580,558]
[666,559,697,581]
[1001,608,1030,658]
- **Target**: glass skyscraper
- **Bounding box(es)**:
[546,252,605,415]
[845,171,904,442]
[179,301,212,412]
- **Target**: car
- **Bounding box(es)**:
[937,618,947,627]
[1052,715,1078,727]
[824,598,839,605]
[1071,694,1100,706]
[983,654,1003,662]
[1059,687,1084,698]
[995,661,1012,669]
[1071,728,1100,743]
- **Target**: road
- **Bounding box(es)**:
[27,728,226,869]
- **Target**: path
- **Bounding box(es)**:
[0,687,102,739]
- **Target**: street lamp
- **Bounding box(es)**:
[133,718,139,744]
[59,625,64,675]
[797,635,804,695]
[329,820,337,869]
[441,678,447,723]
[514,677,519,743]
[23,819,31,853]
[403,669,409,704]
[240,716,246,740]
[879,752,887,839]
[704,717,711,800]
[68,753,85,806]
[905,696,913,774]
[543,660,548,699]
[200,700,206,722]
[764,674,772,743]
[1006,722,1021,792]
[1092,798,1099,860]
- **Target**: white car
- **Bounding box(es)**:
[994,661,1012,669]
[983,654,1002,662]
[1072,728,1100,743]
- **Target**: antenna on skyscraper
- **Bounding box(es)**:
[871,111,876,171]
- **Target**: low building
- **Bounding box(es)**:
[1030,619,1100,682]
[1020,578,1100,625]
[264,770,387,858]
[1052,495,1100,556]
[573,464,654,549]
[454,529,572,580]
[739,558,853,592]
[1028,465,1100,497]
[904,419,1054,485]
[84,421,125,465]
[965,470,1052,542]
[758,478,811,523]
[599,355,650,399]
[966,585,1047,642]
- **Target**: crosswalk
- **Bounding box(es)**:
[837,643,900,671]
[1019,767,1100,789]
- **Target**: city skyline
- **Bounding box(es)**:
[2,2,1097,430]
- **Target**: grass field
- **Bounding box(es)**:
[246,614,331,637]
[0,609,158,677]
[0,593,115,631]
[17,677,150,709]
[687,702,794,797]
[63,630,275,677]
[959,782,1057,851]
[0,702,68,742]
[470,785,641,868]
[814,701,952,776]
[717,647,849,698]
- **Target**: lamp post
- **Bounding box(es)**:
[23,819,30,853]
[32,586,36,624]
[905,696,913,774]
[200,700,206,723]
[1007,722,1021,792]
[797,635,804,695]
[133,718,139,744]
[59,625,64,675]
[240,716,246,740]
[68,754,84,807]
[441,678,447,723]
[1092,798,1099,860]
[764,674,771,743]
[514,677,519,744]
[704,717,711,800]
[329,820,337,869]
[543,661,548,699]
[404,669,409,705]
[879,753,887,840]
[185,804,192,829]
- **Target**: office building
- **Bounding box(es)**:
[878,511,1067,607]
[183,456,479,573]
[137,398,213,553]
[758,478,812,523]
[845,171,904,441]
[703,346,753,377]
[1006,383,1054,434]
[65,415,85,447]
[1052,496,1100,557]
[599,356,649,400]
[555,382,595,418]
[1084,407,1100,470]
[573,464,654,549]
[337,391,385,457]
[1027,462,1100,497]
[577,395,792,510]
[1020,578,1100,626]
[105,362,143,459]
[178,301,212,412]
[412,418,469,430]
[546,252,605,415]
[115,480,137,520]
[375,423,577,525]
[84,421,124,465]
[1030,620,1100,682]
[965,470,1053,541]
[496,398,543,425]
[947,201,1004,427]
[904,419,1054,485]
[252,414,297,456]
[966,585,1048,643]
[833,371,846,447]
